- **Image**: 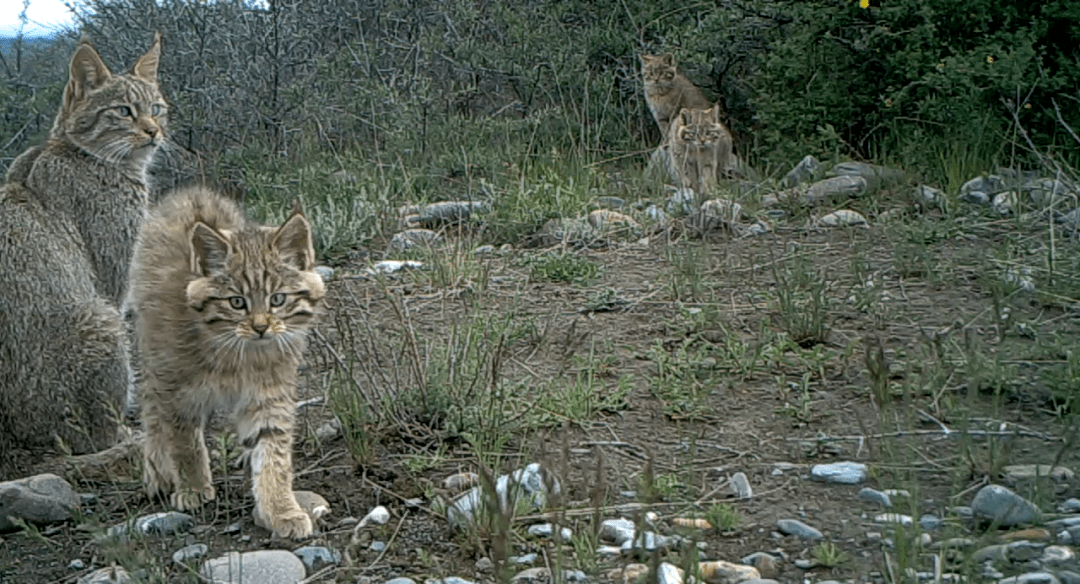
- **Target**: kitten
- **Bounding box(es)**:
[128,187,326,539]
[0,34,165,475]
[641,53,714,140]
[668,106,734,196]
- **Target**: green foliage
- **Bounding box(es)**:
[752,0,1080,170]
[526,251,601,284]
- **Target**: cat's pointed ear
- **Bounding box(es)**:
[133,31,162,81]
[660,53,675,67]
[190,222,231,275]
[708,107,720,123]
[272,211,315,271]
[64,38,111,107]
[679,108,692,123]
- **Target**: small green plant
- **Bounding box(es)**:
[648,339,718,420]
[812,541,850,569]
[704,503,741,532]
[770,253,831,348]
[526,251,600,284]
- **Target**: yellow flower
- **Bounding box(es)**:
[987,55,995,64]
[1024,103,1032,109]
[860,0,869,7]
[884,98,893,108]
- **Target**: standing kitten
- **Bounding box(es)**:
[641,53,714,140]
[0,34,165,475]
[128,187,325,539]
[668,106,734,196]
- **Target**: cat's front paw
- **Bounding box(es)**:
[170,485,216,511]
[256,506,313,540]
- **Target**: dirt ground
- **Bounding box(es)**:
[3,213,1080,584]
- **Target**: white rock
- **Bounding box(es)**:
[365,260,423,276]
[819,209,868,229]
[358,505,390,528]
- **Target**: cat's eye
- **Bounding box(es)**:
[269,293,286,307]
[228,296,247,310]
[151,103,165,116]
[114,105,134,117]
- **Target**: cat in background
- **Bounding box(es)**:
[668,106,735,195]
[128,186,325,539]
[641,53,714,140]
[0,34,166,476]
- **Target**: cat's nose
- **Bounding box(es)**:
[252,319,269,335]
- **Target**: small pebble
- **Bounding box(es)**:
[172,543,208,564]
[68,559,85,570]
[775,518,823,541]
[858,488,891,507]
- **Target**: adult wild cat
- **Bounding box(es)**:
[641,53,714,140]
[0,34,166,475]
[129,187,325,539]
[668,106,735,195]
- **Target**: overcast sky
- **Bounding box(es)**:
[0,0,75,37]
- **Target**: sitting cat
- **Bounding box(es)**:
[668,106,735,196]
[0,34,166,476]
[641,53,714,140]
[128,186,326,539]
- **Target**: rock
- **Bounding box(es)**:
[1060,499,1080,513]
[69,559,86,570]
[358,506,390,528]
[729,472,753,499]
[874,513,913,526]
[313,265,335,281]
[819,209,868,229]
[961,175,1007,203]
[782,155,822,188]
[77,566,133,584]
[365,260,423,276]
[644,204,667,222]
[511,568,586,584]
[658,562,684,584]
[473,245,497,256]
[876,208,906,223]
[598,196,626,209]
[329,170,357,183]
[384,579,418,584]
[672,517,713,529]
[314,419,340,441]
[222,520,243,534]
[389,229,441,251]
[293,546,341,572]
[971,484,1041,526]
[793,558,817,570]
[802,176,869,205]
[666,187,696,215]
[137,512,195,536]
[830,161,907,190]
[931,537,975,550]
[443,472,480,492]
[1004,465,1074,482]
[600,518,636,544]
[974,544,1009,563]
[810,461,868,484]
[425,578,478,584]
[775,518,823,541]
[527,523,572,540]
[201,550,306,584]
[740,552,780,579]
[0,473,80,532]
[370,541,386,552]
[1005,540,1046,561]
[1042,545,1075,565]
[993,191,1020,215]
[610,564,649,584]
[997,573,1062,584]
[172,543,209,564]
[531,217,598,247]
[510,553,538,565]
[475,557,495,572]
[918,514,943,531]
[417,201,489,226]
[447,463,558,529]
[914,185,944,207]
[858,488,892,507]
[587,209,639,232]
[1002,528,1053,542]
[294,491,331,522]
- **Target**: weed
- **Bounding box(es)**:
[704,503,741,532]
[770,252,831,347]
[526,251,600,284]
[812,541,851,569]
[648,339,718,420]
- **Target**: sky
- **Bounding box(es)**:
[0,0,76,38]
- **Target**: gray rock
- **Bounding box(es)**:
[527,523,572,540]
[1058,572,1080,584]
[69,559,86,570]
[997,573,1062,584]
[914,185,945,207]
[972,544,1008,563]
[293,546,341,573]
[1005,540,1045,561]
[810,461,868,484]
[136,511,195,536]
[775,518,823,541]
[370,541,386,552]
[782,155,822,188]
[1003,465,1074,482]
[819,209,868,229]
[417,201,489,226]
[510,568,586,584]
[657,562,683,584]
[666,188,696,215]
[447,463,558,529]
[858,488,892,507]
[358,505,390,528]
[1041,545,1075,565]
[313,265,335,282]
[1059,499,1080,513]
[384,579,418,584]
[472,245,497,256]
[426,578,478,584]
[475,557,494,572]
[510,553,538,565]
[741,552,780,578]
[389,228,441,251]
[0,473,80,532]
[598,196,625,209]
[741,581,781,584]
[950,505,974,519]
[874,513,913,526]
[993,191,1020,215]
[644,204,666,223]
[77,566,133,584]
[962,190,991,205]
[971,484,1041,526]
[600,518,636,544]
[793,558,817,569]
[961,175,1007,204]
[831,161,906,190]
[201,550,306,584]
[531,218,599,247]
[919,514,944,531]
[172,543,209,564]
[729,472,753,499]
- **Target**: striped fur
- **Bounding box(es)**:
[128,187,324,539]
